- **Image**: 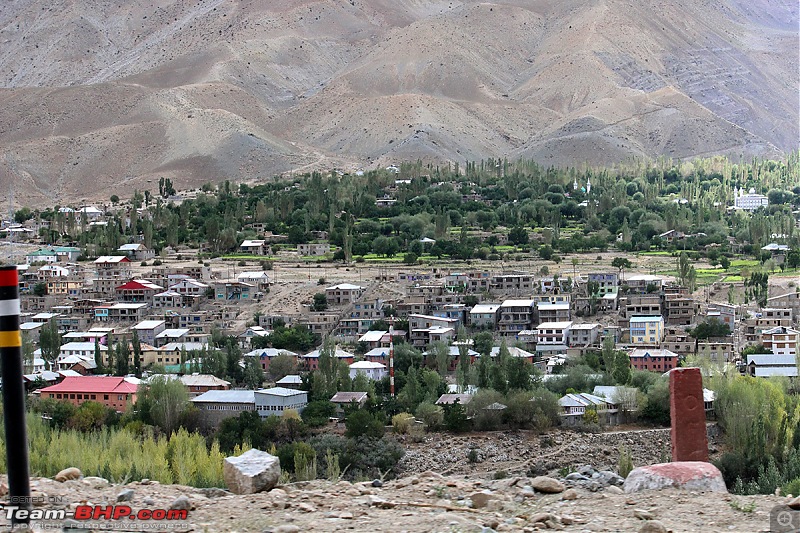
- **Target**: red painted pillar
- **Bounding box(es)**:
[669,367,708,462]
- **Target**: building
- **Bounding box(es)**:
[628,348,679,372]
[498,300,535,337]
[244,348,298,372]
[491,273,534,293]
[117,243,155,261]
[214,280,253,301]
[25,249,58,264]
[625,275,665,294]
[297,243,330,256]
[239,239,270,256]
[587,273,618,296]
[92,256,132,296]
[115,280,163,303]
[276,375,303,389]
[536,321,573,347]
[348,361,387,381]
[131,320,167,346]
[536,302,571,324]
[358,330,390,350]
[325,284,365,305]
[54,246,81,262]
[169,279,210,297]
[629,316,664,345]
[302,347,355,370]
[237,271,271,290]
[254,387,308,417]
[746,353,798,377]
[568,323,602,347]
[469,303,501,329]
[178,374,231,396]
[39,376,138,411]
[191,390,256,427]
[558,393,617,426]
[408,314,458,347]
[663,292,698,326]
[761,326,800,357]
[734,188,768,211]
[330,391,369,413]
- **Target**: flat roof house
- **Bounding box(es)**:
[255,387,308,417]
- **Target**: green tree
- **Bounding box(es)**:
[243,357,265,389]
[473,332,494,357]
[269,353,296,380]
[506,357,533,391]
[345,409,384,438]
[443,399,470,433]
[137,375,189,434]
[312,293,328,312]
[39,320,62,371]
[131,329,142,378]
[32,282,47,297]
[611,257,632,280]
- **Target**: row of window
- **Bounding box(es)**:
[52,393,126,401]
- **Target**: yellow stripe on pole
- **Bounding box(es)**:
[0,330,21,348]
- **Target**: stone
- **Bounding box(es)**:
[606,486,624,495]
[788,496,800,510]
[170,495,193,511]
[596,471,624,486]
[372,479,383,488]
[81,477,109,489]
[339,511,354,519]
[116,489,134,502]
[531,476,566,494]
[143,498,156,506]
[669,368,709,462]
[224,448,281,495]
[638,520,668,533]
[55,467,82,482]
[470,490,497,509]
[273,526,301,533]
[521,485,536,498]
[578,465,596,477]
[561,489,578,500]
[565,473,589,482]
[623,462,727,493]
[297,503,316,513]
[634,509,654,520]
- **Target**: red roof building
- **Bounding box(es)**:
[39,376,138,411]
[115,280,163,303]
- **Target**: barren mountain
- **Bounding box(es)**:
[0,0,796,203]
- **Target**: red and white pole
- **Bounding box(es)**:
[389,319,395,397]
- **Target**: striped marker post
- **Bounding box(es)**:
[0,266,31,525]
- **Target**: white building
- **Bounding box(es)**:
[349,361,388,381]
[734,187,768,211]
[254,387,308,417]
[536,321,573,346]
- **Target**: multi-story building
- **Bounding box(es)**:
[587,273,618,296]
[536,321,573,348]
[491,272,534,294]
[115,280,163,303]
[408,314,458,347]
[131,320,167,346]
[734,188,768,211]
[761,326,800,357]
[629,316,664,345]
[536,302,571,324]
[325,284,365,305]
[568,323,602,347]
[92,256,132,296]
[628,348,679,372]
[663,292,698,326]
[469,303,501,329]
[498,300,535,337]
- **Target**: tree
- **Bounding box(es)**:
[787,250,800,270]
[443,399,470,433]
[473,332,494,356]
[137,376,189,434]
[690,319,731,340]
[312,338,339,401]
[32,282,47,297]
[39,320,61,371]
[244,357,265,389]
[269,353,296,380]
[429,342,451,376]
[131,329,142,378]
[677,251,697,292]
[508,226,529,245]
[611,257,632,280]
[115,342,130,376]
[312,293,328,312]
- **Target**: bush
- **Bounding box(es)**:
[415,402,443,431]
[618,446,633,478]
[345,409,384,439]
[302,400,336,427]
[392,412,414,434]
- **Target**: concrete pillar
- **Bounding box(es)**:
[669,367,708,462]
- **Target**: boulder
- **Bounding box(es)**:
[639,520,668,533]
[116,489,134,502]
[531,476,566,494]
[789,496,800,510]
[470,490,498,509]
[223,448,281,495]
[55,467,82,482]
[623,462,727,493]
[170,495,193,511]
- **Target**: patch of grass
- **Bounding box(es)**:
[722,275,743,282]
[729,499,757,513]
[638,251,674,256]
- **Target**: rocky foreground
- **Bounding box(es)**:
[2,466,792,533]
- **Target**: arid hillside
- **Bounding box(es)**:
[0,0,796,203]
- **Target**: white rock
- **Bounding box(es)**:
[223,448,281,495]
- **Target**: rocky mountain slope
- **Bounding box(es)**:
[0,0,796,203]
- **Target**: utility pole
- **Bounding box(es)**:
[388,316,396,397]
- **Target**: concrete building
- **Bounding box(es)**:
[39,376,138,412]
[191,390,256,427]
[587,273,618,296]
[536,321,573,347]
[498,300,535,337]
[255,387,308,417]
[469,303,501,329]
[325,283,365,305]
[349,361,387,380]
[628,348,679,372]
[629,316,664,345]
[131,320,167,346]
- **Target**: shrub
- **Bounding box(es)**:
[414,402,443,431]
[618,446,633,478]
[294,443,318,481]
[345,409,384,439]
[467,448,480,463]
[391,413,414,434]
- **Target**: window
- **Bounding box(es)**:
[70,394,75,399]
[104,395,109,400]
